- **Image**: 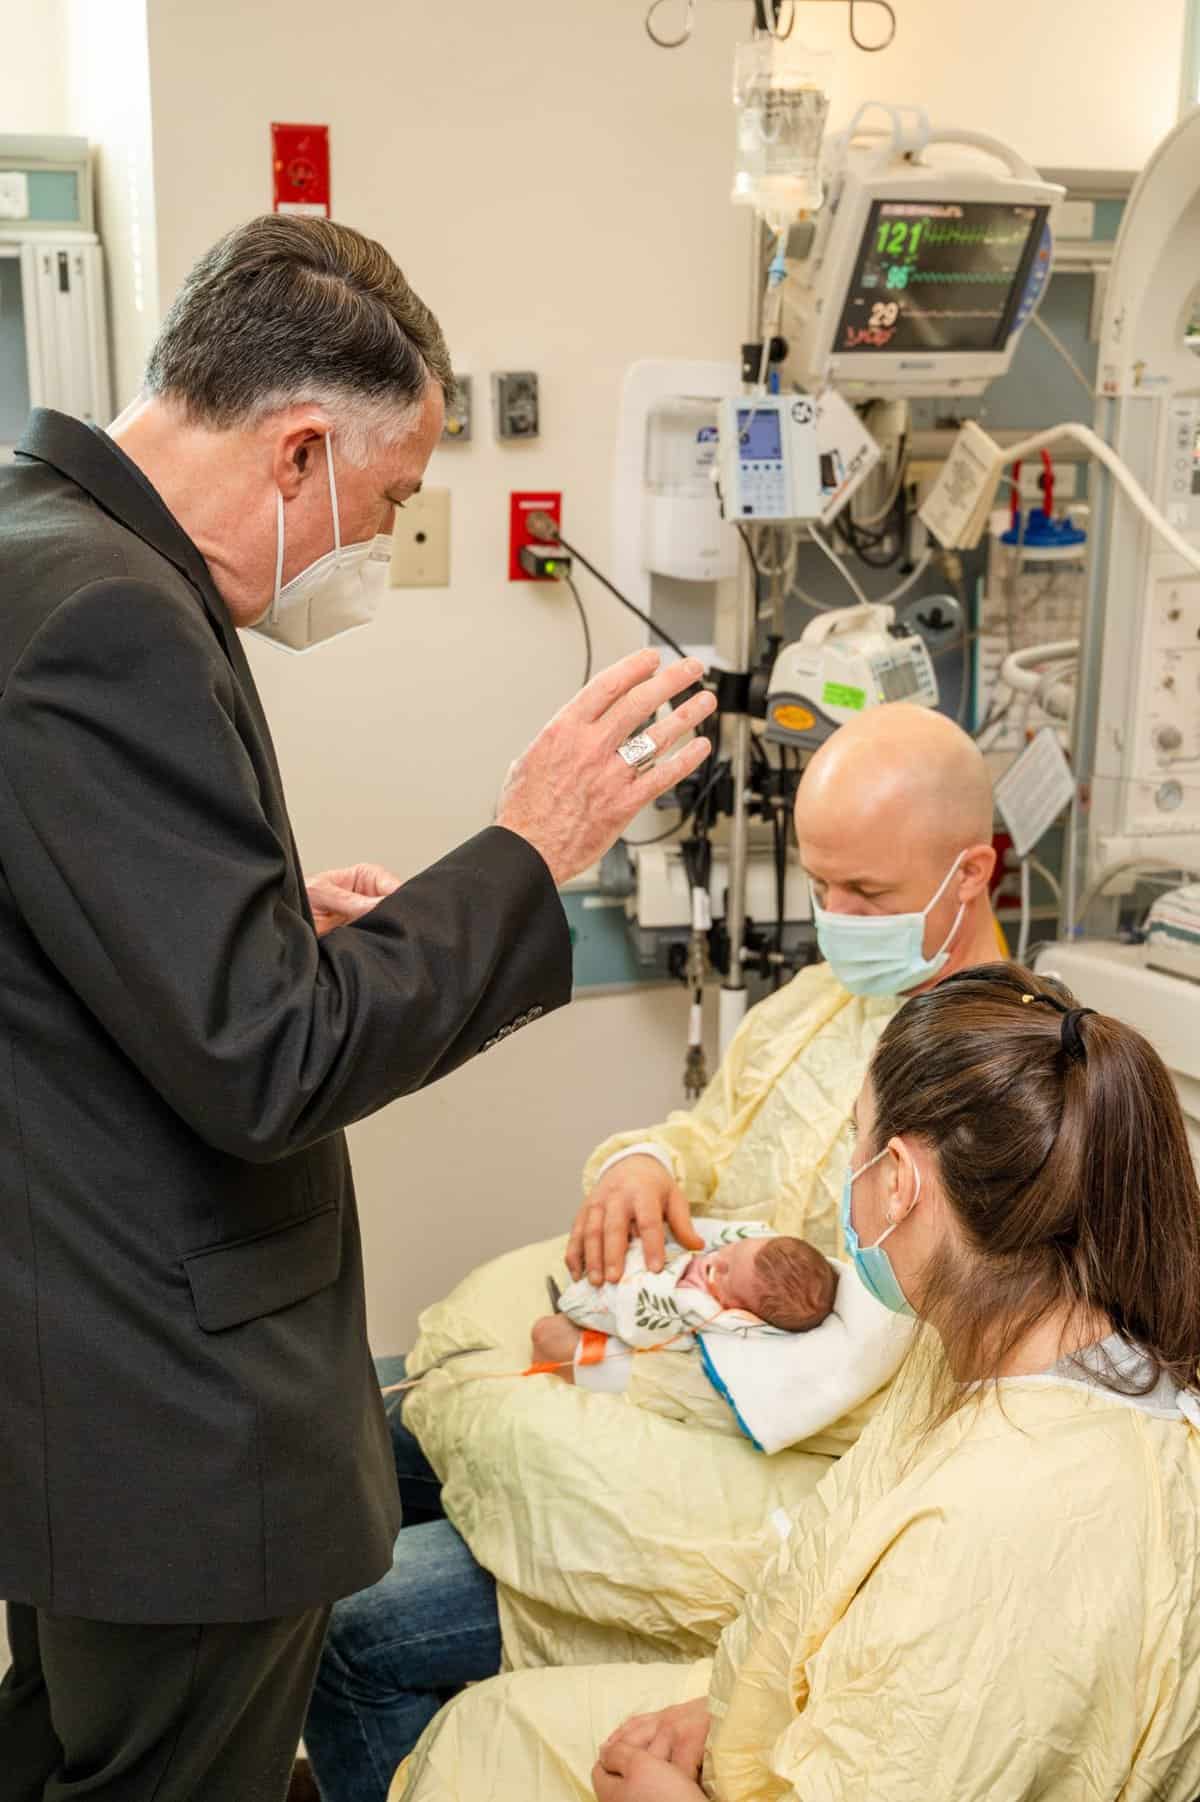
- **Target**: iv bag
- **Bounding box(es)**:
[732,34,832,228]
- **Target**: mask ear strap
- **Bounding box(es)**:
[886,1144,923,1227]
[270,489,285,623]
[325,433,341,558]
[927,850,968,960]
[927,848,968,913]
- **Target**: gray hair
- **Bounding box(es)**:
[144,215,453,464]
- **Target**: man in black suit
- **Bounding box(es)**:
[0,214,714,1801]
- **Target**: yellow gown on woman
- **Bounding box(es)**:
[394,1346,1200,1802]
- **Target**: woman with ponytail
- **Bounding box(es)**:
[393,965,1200,1802]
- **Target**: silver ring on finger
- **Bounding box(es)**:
[617,731,658,770]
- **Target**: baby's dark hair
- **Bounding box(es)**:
[753,1236,838,1332]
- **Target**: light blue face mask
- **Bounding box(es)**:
[812,852,967,998]
[840,1145,918,1317]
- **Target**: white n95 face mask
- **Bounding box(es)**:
[251,433,393,655]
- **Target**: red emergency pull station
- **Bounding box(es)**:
[271,123,331,218]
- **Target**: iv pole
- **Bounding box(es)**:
[718,215,770,1055]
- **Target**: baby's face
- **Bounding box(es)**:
[695,1239,766,1313]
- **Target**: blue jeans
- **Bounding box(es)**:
[303,1356,502,1802]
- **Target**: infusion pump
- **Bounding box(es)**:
[718,393,823,521]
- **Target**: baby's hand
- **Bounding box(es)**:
[530,1313,583,1380]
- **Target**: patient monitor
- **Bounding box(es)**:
[779,109,1063,401]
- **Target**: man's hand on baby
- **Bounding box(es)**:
[566,1156,704,1286]
[600,1698,711,1780]
[530,1313,582,1379]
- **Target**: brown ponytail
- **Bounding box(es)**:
[868,963,1200,1412]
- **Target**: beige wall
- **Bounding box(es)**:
[791,0,1187,170]
[0,0,67,132]
[63,0,160,410]
[136,0,1190,1352]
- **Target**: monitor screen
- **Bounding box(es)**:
[737,407,783,461]
[833,199,1048,357]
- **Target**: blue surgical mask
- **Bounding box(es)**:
[840,1145,917,1317]
[812,852,967,997]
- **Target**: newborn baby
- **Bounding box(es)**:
[534,1221,837,1384]
[676,1234,836,1330]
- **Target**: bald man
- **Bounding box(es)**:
[302,707,1004,1802]
[561,703,999,1287]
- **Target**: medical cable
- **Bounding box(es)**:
[837,499,908,569]
[770,753,790,989]
[525,513,690,663]
[1030,314,1093,400]
[1017,852,1064,961]
[874,548,932,608]
[1017,856,1033,963]
[621,757,730,847]
[808,524,871,606]
[1029,855,1062,903]
[735,522,763,578]
[557,569,593,687]
[382,1337,687,1410]
[848,440,910,528]
[992,422,1200,579]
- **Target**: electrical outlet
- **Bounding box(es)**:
[493,371,539,440]
[443,373,472,442]
[389,488,450,587]
[510,490,561,581]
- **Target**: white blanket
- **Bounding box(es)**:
[698,1258,917,1454]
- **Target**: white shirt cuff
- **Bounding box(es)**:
[593,1141,677,1185]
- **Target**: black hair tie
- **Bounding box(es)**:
[1060,1008,1095,1063]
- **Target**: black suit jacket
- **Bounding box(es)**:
[0,410,571,1623]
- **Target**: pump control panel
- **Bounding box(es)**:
[718,394,823,522]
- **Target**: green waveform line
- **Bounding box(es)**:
[922,225,1028,248]
[907,269,1015,284]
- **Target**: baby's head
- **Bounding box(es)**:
[704,1235,837,1332]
